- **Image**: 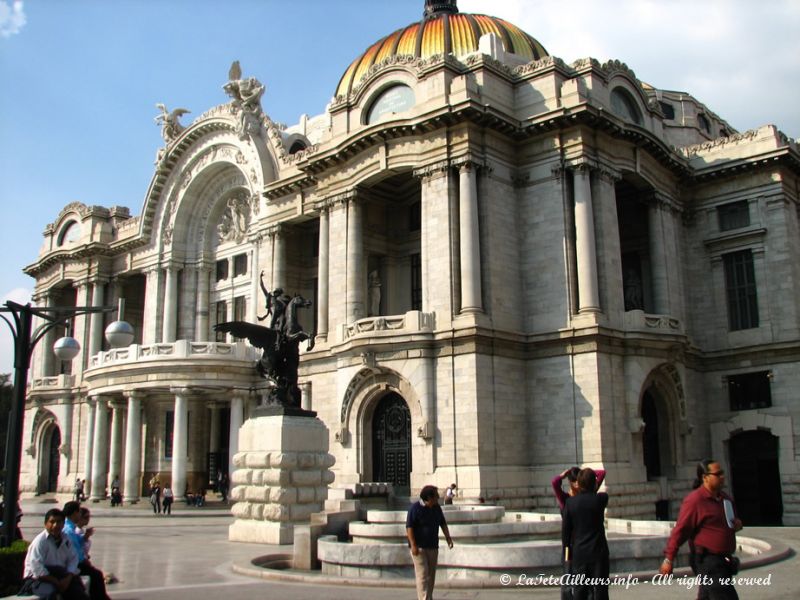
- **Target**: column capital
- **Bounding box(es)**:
[109,398,126,410]
[123,389,146,401]
[451,155,486,173]
[595,165,623,184]
[315,188,358,212]
[648,190,680,211]
[88,394,111,405]
[170,386,194,397]
[266,222,288,238]
[412,159,450,180]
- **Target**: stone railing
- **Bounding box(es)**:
[29,373,76,391]
[342,310,435,341]
[88,340,260,368]
[624,309,681,333]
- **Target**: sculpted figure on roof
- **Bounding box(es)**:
[154,103,190,144]
[223,60,265,140]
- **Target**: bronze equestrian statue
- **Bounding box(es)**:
[214,272,315,409]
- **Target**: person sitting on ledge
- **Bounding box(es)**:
[21,508,88,600]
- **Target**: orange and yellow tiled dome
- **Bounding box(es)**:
[335,0,549,98]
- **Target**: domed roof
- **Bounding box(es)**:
[335,1,548,98]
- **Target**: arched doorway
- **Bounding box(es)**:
[641,385,675,520]
[371,392,411,492]
[39,426,61,493]
[730,430,783,525]
[642,388,673,479]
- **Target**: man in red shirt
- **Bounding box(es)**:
[660,459,743,599]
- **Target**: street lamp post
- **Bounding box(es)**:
[0,300,112,548]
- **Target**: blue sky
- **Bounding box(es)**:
[1,0,799,373]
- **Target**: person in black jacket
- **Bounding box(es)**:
[562,468,610,600]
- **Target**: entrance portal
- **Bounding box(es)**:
[41,426,61,493]
[371,392,411,492]
[730,430,783,525]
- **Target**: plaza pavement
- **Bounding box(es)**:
[11,498,800,599]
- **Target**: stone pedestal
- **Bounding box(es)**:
[228,413,335,544]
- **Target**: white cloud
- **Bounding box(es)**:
[0,287,33,374]
[0,0,26,38]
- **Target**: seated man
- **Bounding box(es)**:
[62,501,112,600]
[22,508,89,599]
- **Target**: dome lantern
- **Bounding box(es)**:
[424,0,459,18]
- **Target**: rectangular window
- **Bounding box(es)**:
[165,410,174,459]
[216,259,229,282]
[233,296,246,322]
[215,300,227,342]
[717,201,750,231]
[410,253,422,311]
[408,201,421,232]
[659,101,675,120]
[233,253,248,277]
[728,371,772,411]
[723,249,759,330]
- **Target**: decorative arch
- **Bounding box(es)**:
[637,363,688,478]
[57,220,80,246]
[337,366,424,444]
[139,113,279,244]
[364,83,416,125]
[30,407,57,452]
[610,86,643,125]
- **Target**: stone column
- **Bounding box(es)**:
[300,382,312,412]
[458,163,483,313]
[89,396,110,500]
[272,226,287,290]
[82,399,96,497]
[317,207,330,338]
[88,280,106,358]
[71,281,91,375]
[195,264,211,342]
[179,266,198,340]
[209,403,221,453]
[649,198,668,314]
[171,387,190,497]
[228,393,245,477]
[123,391,143,502]
[162,266,179,343]
[346,197,365,321]
[107,399,125,491]
[573,165,601,312]
[142,267,164,344]
[35,292,56,378]
[249,241,261,323]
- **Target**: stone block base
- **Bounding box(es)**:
[229,519,294,544]
[228,414,335,545]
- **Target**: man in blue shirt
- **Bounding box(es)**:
[63,502,112,600]
[406,485,453,600]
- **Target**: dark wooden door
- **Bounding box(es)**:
[730,430,783,525]
[372,392,411,490]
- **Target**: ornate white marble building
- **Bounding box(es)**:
[20,1,800,525]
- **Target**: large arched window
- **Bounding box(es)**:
[610,87,643,125]
[366,84,415,125]
[57,220,80,246]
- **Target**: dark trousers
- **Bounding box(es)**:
[29,565,89,600]
[80,560,111,600]
[571,557,609,600]
[696,553,739,600]
[163,498,173,514]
